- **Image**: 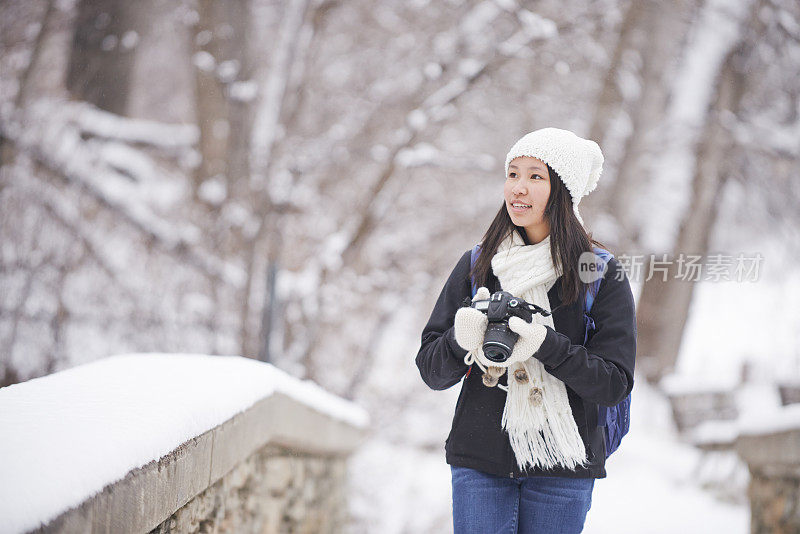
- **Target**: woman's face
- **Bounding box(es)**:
[504,156,551,243]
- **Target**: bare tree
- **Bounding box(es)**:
[637,49,748,383]
[191,0,250,198]
[602,0,694,248]
[635,0,770,383]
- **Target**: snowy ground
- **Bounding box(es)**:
[346,374,749,534]
[583,377,749,534]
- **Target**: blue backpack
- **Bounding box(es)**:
[469,244,631,458]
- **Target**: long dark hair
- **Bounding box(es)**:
[469,164,609,307]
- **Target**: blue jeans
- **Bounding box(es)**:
[451,465,594,534]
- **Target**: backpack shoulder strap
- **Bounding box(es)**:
[585,247,614,313]
[583,248,614,344]
[582,247,630,456]
[469,244,481,298]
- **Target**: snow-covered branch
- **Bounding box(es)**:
[0,100,245,288]
[250,0,311,188]
[18,172,139,298]
[70,101,199,150]
[730,114,800,158]
[395,142,495,171]
[336,7,559,267]
[287,4,561,373]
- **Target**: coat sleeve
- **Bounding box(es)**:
[532,257,637,407]
[415,250,472,390]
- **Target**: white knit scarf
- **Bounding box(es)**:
[488,230,587,471]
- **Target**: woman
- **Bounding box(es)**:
[415,128,637,534]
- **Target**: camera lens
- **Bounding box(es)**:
[483,342,510,362]
[483,320,517,363]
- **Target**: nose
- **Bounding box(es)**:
[512,181,527,196]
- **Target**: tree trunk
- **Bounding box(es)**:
[592,0,690,247]
[192,0,249,198]
[125,0,195,124]
[239,0,314,362]
[586,0,647,147]
[67,0,137,114]
[637,48,748,383]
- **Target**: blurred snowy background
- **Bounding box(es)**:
[1,0,799,532]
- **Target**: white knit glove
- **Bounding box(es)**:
[453,287,490,351]
[507,316,548,363]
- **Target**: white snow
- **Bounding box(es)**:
[192,51,215,72]
[588,377,748,533]
[0,353,368,534]
[459,2,500,36]
[732,112,800,156]
[581,376,749,532]
[738,404,800,436]
[4,99,246,288]
[678,276,800,382]
[396,142,439,167]
[406,108,429,132]
[660,373,739,396]
[216,59,240,83]
[229,80,258,102]
[457,58,483,78]
[690,419,739,447]
[249,0,308,187]
[198,176,228,205]
[72,102,199,148]
[120,31,139,50]
[348,372,749,533]
[423,62,443,80]
[586,432,748,533]
[517,10,559,40]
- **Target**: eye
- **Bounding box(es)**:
[532,174,544,180]
[508,172,517,178]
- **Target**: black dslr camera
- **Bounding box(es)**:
[463,290,551,363]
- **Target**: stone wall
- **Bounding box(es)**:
[30,389,366,534]
[778,383,800,406]
[736,427,800,534]
[745,470,800,534]
[666,389,738,435]
[149,445,348,534]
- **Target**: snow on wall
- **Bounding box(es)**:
[0,353,369,534]
[738,404,800,437]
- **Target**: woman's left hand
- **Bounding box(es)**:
[506,316,548,364]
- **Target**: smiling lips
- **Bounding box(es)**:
[510,201,532,212]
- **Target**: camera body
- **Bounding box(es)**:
[467,290,549,363]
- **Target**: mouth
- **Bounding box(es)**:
[509,201,532,213]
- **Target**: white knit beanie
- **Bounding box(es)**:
[504,127,604,227]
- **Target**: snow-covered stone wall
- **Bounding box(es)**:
[150,444,349,534]
[0,354,369,534]
[736,406,800,534]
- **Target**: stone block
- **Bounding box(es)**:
[736,428,800,534]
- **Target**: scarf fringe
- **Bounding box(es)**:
[492,231,588,471]
[502,361,588,470]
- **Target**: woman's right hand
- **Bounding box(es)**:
[453,286,490,351]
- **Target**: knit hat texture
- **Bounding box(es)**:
[504,127,604,226]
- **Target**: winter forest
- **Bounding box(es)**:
[1,0,800,532]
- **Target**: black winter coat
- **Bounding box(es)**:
[415,248,637,479]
